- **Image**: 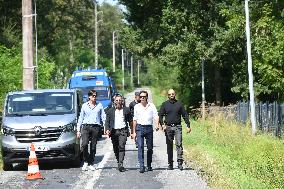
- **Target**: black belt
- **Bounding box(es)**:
[138,124,152,127]
[83,124,100,127]
[113,127,128,131]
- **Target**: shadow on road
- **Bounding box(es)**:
[6,155,105,171]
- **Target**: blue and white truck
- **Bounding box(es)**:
[68,68,117,109]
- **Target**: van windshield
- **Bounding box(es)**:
[76,86,110,101]
[6,92,74,116]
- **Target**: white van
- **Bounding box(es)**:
[1,89,83,170]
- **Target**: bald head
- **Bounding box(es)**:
[168,89,175,95]
[167,89,176,100]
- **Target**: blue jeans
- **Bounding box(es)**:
[136,124,153,168]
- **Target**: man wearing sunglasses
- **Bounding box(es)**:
[159,89,191,171]
[77,89,106,171]
[132,90,159,173]
[105,94,132,172]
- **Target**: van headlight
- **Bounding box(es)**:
[1,126,15,136]
[62,123,75,132]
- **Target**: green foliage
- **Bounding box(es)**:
[0,45,60,107]
[184,118,284,189]
[0,45,22,106]
[119,0,284,107]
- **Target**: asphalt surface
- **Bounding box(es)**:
[0,88,209,189]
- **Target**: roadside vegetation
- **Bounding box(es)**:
[152,88,284,189]
[183,117,284,189]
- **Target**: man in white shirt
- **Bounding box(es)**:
[132,90,159,173]
[105,94,132,172]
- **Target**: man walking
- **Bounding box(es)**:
[77,90,106,171]
[128,91,140,148]
[159,89,191,170]
[105,94,132,172]
[132,90,159,173]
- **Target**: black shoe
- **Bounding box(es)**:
[119,166,126,172]
[139,166,145,173]
[167,165,173,170]
[178,164,183,171]
[146,166,153,171]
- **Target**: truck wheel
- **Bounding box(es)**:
[3,162,13,171]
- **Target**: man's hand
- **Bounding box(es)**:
[155,125,159,131]
[105,130,111,137]
[162,124,166,132]
[131,132,136,140]
[76,131,81,139]
[186,127,192,134]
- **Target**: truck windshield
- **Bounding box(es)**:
[6,92,74,116]
[77,86,110,100]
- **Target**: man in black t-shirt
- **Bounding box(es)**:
[159,89,191,171]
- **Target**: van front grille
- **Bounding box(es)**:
[15,127,63,143]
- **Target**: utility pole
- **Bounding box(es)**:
[130,55,133,85]
[22,0,34,90]
[112,31,117,72]
[122,49,125,91]
[137,60,140,86]
[34,0,38,89]
[245,0,256,135]
[94,1,98,68]
[201,59,206,122]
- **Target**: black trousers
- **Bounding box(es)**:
[165,125,183,164]
[110,127,128,165]
[81,125,101,165]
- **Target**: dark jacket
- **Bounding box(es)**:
[105,107,132,131]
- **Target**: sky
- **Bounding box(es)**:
[97,0,126,12]
[97,0,119,6]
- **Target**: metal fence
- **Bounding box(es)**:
[206,101,284,138]
[236,101,284,137]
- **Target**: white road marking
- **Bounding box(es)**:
[72,138,113,189]
[85,145,112,189]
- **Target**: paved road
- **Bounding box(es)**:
[0,88,209,189]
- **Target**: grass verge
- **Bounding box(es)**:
[183,116,284,189]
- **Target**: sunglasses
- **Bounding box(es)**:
[168,93,175,96]
[140,96,147,98]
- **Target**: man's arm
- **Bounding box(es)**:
[104,108,111,136]
[158,102,166,131]
[131,106,138,139]
[152,103,160,131]
[180,102,191,133]
[131,120,137,139]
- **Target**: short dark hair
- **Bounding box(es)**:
[135,91,140,96]
[139,90,148,97]
[88,89,97,96]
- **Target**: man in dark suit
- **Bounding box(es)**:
[105,94,132,172]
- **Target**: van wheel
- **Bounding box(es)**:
[3,162,13,171]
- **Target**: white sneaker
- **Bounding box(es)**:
[88,165,96,171]
[82,162,88,171]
